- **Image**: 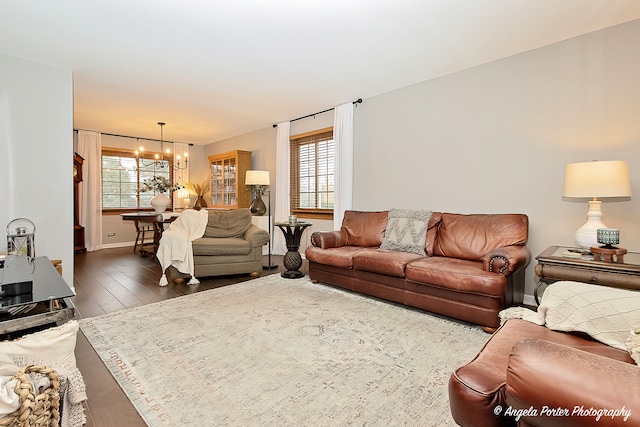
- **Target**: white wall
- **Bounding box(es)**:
[207,20,640,303]
[353,20,640,302]
[0,54,74,287]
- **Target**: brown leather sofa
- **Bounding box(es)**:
[449,319,640,426]
[305,210,530,329]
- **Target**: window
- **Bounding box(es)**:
[101,148,173,211]
[290,127,334,219]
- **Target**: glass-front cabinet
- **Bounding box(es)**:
[208,150,252,209]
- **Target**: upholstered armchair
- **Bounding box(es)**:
[191,209,270,278]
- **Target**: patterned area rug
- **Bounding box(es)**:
[80,274,489,426]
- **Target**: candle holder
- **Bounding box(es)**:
[591,228,626,263]
[6,218,36,260]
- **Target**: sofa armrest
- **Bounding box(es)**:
[310,230,347,249]
[244,224,270,247]
[506,339,640,426]
[482,245,530,276]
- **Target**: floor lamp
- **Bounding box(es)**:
[263,187,277,270]
[245,170,277,269]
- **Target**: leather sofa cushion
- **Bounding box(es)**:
[424,212,442,256]
[192,237,251,256]
[204,209,252,238]
[305,246,366,269]
[405,257,505,297]
[449,319,633,427]
[341,210,388,247]
[353,249,424,277]
[433,213,528,261]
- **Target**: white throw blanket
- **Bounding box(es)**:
[156,209,208,286]
[500,281,640,363]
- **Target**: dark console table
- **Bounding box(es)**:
[0,256,75,337]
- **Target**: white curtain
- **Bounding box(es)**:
[77,131,103,252]
[273,121,290,255]
[173,142,190,208]
[333,102,354,230]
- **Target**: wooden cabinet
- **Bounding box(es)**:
[208,150,252,209]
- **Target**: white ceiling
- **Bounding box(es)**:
[2,1,640,145]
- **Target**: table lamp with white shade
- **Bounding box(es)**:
[562,160,632,249]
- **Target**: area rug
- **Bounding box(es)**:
[80,274,489,426]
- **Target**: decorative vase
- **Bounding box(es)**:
[194,195,208,210]
[150,193,171,213]
[249,193,267,216]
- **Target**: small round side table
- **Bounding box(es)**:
[274,221,312,279]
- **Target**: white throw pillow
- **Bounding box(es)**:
[0,320,79,367]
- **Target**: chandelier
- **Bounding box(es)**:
[135,122,188,171]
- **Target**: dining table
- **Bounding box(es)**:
[120,211,180,256]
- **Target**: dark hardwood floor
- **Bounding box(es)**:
[72,247,292,427]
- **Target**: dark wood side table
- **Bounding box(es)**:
[275,221,312,279]
[534,245,640,304]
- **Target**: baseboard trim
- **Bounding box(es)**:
[96,241,136,250]
[522,294,536,307]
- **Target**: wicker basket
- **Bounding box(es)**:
[0,365,60,427]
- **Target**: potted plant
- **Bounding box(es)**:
[141,176,184,212]
[183,179,210,210]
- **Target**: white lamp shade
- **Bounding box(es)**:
[245,170,270,186]
[563,160,631,199]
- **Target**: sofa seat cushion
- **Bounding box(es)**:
[353,249,424,277]
[449,319,633,427]
[192,237,251,256]
[305,246,366,269]
[405,257,505,297]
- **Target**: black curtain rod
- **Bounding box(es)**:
[73,128,194,146]
[272,98,362,128]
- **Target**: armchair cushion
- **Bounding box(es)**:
[192,237,251,256]
[204,209,251,238]
[506,339,639,426]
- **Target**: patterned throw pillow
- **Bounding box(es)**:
[380,209,432,255]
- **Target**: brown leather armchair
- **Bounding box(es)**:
[505,339,640,427]
[449,319,640,426]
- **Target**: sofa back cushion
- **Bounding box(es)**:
[424,212,443,256]
[341,210,388,247]
[204,209,252,238]
[433,213,528,261]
